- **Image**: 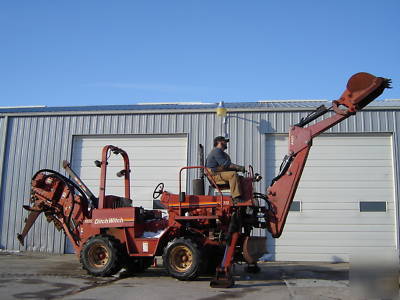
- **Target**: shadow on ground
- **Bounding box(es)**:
[124,261,348,286]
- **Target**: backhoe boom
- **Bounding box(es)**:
[266,72,391,237]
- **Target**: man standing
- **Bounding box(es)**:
[205,136,246,202]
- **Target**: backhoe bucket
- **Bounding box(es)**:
[210,268,234,288]
[333,72,391,115]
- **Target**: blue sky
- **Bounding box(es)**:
[0,1,399,107]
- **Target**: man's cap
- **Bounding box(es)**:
[214,136,230,143]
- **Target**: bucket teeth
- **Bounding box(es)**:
[384,78,392,89]
[17,234,25,246]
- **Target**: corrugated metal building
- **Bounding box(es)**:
[0,100,399,261]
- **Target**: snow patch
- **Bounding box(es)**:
[259,253,273,261]
[142,229,166,238]
[0,249,20,253]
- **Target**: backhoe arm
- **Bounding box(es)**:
[266,72,391,238]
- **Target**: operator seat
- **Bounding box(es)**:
[104,195,132,208]
[205,176,231,196]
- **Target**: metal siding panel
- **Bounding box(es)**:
[271,112,278,133]
[124,114,131,133]
[3,115,127,251]
[229,113,237,162]
[1,118,16,250]
[19,118,37,250]
[39,117,52,250]
[13,117,31,251]
[5,118,21,251]
[234,113,241,164]
[0,118,3,149]
[242,112,250,164]
[275,112,284,133]
[137,114,144,133]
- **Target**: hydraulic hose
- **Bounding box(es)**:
[253,193,271,211]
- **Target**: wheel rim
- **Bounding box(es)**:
[87,242,110,269]
[169,245,193,272]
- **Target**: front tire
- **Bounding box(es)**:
[163,238,201,281]
[80,235,123,277]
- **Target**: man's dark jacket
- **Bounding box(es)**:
[205,148,231,172]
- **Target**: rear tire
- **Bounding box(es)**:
[80,235,123,277]
[163,238,201,281]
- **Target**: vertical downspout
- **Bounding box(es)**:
[0,115,9,194]
[392,111,400,251]
[0,115,9,244]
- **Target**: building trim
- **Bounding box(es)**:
[1,106,400,118]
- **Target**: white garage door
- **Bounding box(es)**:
[71,135,187,209]
[265,134,397,262]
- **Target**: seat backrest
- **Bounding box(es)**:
[104,195,132,208]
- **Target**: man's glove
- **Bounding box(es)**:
[228,164,246,173]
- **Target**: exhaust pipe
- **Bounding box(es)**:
[192,144,205,195]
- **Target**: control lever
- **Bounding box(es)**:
[116,169,130,177]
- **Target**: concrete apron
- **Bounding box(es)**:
[0,252,352,300]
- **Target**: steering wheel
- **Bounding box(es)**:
[153,182,164,199]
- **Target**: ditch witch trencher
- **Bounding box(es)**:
[17,73,391,287]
